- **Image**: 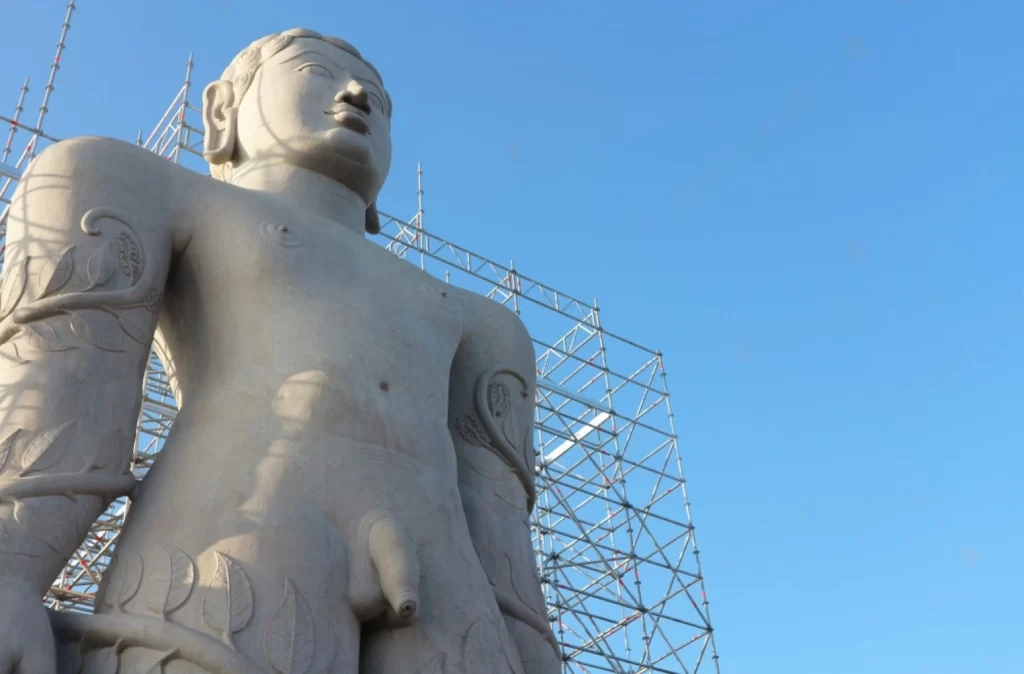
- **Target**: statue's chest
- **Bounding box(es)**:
[201,213,463,346]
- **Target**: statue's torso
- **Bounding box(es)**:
[87,171,508,672]
[160,181,466,457]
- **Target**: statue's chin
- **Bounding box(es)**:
[324,154,380,198]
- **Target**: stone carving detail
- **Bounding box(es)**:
[95,639,127,673]
[262,579,315,674]
[201,552,254,647]
[0,255,28,320]
[13,497,78,556]
[115,231,143,282]
[453,368,562,660]
[453,367,536,511]
[461,617,520,674]
[260,221,304,248]
[142,649,180,674]
[0,421,135,563]
[0,429,17,473]
[0,424,134,503]
[36,246,76,299]
[145,547,197,618]
[110,551,145,612]
[49,609,265,673]
[0,207,159,355]
[418,653,446,674]
[18,420,74,477]
[84,239,118,290]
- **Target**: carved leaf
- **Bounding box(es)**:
[85,240,116,289]
[455,415,490,448]
[13,498,79,556]
[418,653,446,674]
[506,552,544,618]
[502,405,524,458]
[0,519,15,553]
[0,341,28,366]
[143,649,178,673]
[146,547,196,616]
[113,550,145,609]
[263,579,315,674]
[23,321,75,352]
[0,255,29,319]
[489,381,511,417]
[0,428,21,474]
[90,427,129,473]
[202,552,254,639]
[19,420,74,476]
[70,310,125,352]
[462,617,508,672]
[94,640,125,674]
[36,246,76,300]
[118,311,151,345]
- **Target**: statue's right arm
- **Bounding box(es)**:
[0,137,181,597]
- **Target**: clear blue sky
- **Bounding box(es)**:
[4,1,1023,672]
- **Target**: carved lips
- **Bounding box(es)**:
[325,103,370,135]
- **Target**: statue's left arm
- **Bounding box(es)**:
[448,298,562,673]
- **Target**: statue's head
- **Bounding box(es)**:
[202,28,392,233]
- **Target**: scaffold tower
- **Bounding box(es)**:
[0,4,720,672]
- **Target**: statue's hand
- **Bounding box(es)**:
[0,578,57,674]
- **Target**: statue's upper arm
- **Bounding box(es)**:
[1,137,177,357]
[0,139,182,588]
[449,298,538,509]
[7,136,178,245]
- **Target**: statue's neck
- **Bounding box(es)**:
[227,162,367,237]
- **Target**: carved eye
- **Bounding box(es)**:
[297,62,334,79]
[367,91,386,114]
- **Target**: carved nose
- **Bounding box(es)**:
[335,82,370,113]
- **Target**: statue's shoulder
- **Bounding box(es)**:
[28,136,184,178]
[24,136,204,203]
[455,288,533,351]
[17,136,200,248]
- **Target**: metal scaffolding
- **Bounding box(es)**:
[0,4,720,672]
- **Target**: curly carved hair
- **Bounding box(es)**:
[209,27,393,182]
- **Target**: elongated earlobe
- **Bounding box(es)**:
[365,203,381,234]
[202,81,238,167]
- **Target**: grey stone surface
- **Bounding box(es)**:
[0,28,560,673]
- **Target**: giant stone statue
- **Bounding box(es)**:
[0,28,560,673]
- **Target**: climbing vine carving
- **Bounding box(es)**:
[453,367,536,511]
[0,207,161,356]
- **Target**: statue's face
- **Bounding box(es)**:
[233,38,392,200]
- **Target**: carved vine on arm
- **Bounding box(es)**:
[452,367,561,654]
[0,422,137,560]
[0,207,157,565]
[0,206,162,355]
[453,367,537,512]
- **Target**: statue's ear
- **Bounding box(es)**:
[202,80,238,166]
[365,202,381,234]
